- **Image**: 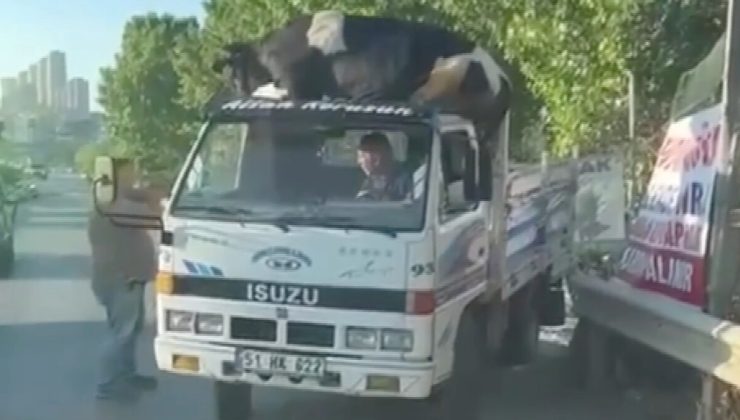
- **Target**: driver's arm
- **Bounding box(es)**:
[389,171,414,201]
[356,175,375,199]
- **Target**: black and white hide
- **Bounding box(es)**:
[212,11,511,140]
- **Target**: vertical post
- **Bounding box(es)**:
[708,0,740,331]
[699,378,716,420]
[626,71,637,210]
[627,71,636,142]
[570,146,580,257]
[702,1,740,418]
[626,71,636,209]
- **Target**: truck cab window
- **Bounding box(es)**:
[184,123,246,195]
[440,130,477,219]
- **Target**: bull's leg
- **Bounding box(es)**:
[281,51,338,100]
[279,76,325,100]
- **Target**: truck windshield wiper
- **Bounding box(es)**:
[273,214,398,238]
[176,205,255,217]
[176,205,293,231]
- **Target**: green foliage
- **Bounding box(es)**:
[0,135,22,163]
[74,142,102,179]
[494,1,635,156]
[629,0,725,113]
[98,14,200,174]
[0,163,24,188]
[73,141,127,180]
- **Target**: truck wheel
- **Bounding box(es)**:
[215,381,253,420]
[500,282,540,365]
[539,276,566,327]
[427,309,485,420]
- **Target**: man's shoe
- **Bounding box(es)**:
[96,382,141,402]
[128,374,158,391]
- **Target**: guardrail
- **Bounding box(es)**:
[569,272,740,388]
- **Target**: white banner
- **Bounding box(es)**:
[618,103,723,307]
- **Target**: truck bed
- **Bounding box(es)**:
[503,160,577,297]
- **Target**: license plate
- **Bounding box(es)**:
[236,350,326,377]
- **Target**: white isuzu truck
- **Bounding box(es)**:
[94,88,577,418]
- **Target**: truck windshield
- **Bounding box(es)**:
[172,117,432,232]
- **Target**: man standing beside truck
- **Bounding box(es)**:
[87,158,165,401]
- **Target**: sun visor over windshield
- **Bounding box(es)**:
[210,97,432,122]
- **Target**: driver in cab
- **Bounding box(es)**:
[356,132,413,201]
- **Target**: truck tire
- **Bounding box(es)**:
[539,276,566,327]
[426,309,485,420]
[215,381,253,420]
[500,282,540,366]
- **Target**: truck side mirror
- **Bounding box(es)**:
[93,156,116,206]
[463,147,479,201]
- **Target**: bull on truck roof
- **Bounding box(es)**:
[212,11,511,147]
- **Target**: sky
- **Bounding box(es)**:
[0,1,206,111]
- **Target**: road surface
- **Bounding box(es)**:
[0,173,692,420]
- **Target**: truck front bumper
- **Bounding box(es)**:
[155,336,435,398]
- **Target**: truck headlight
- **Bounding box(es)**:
[346,327,378,350]
[196,313,224,335]
[166,310,194,332]
[381,329,414,351]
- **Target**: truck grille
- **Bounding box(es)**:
[286,322,335,348]
[230,317,277,342]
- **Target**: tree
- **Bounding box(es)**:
[0,127,20,163]
[628,0,725,114]
[0,163,24,188]
[99,14,200,175]
[73,141,129,180]
[74,142,104,179]
[624,0,726,195]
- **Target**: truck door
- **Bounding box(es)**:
[435,127,489,303]
[432,126,489,379]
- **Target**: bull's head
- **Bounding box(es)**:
[412,51,512,146]
[212,42,272,97]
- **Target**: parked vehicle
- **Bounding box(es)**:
[22,182,38,200]
[27,163,48,180]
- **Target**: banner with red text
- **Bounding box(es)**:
[617,103,723,307]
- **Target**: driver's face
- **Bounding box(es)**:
[357,149,384,175]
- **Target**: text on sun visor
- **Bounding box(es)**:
[221,99,418,117]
